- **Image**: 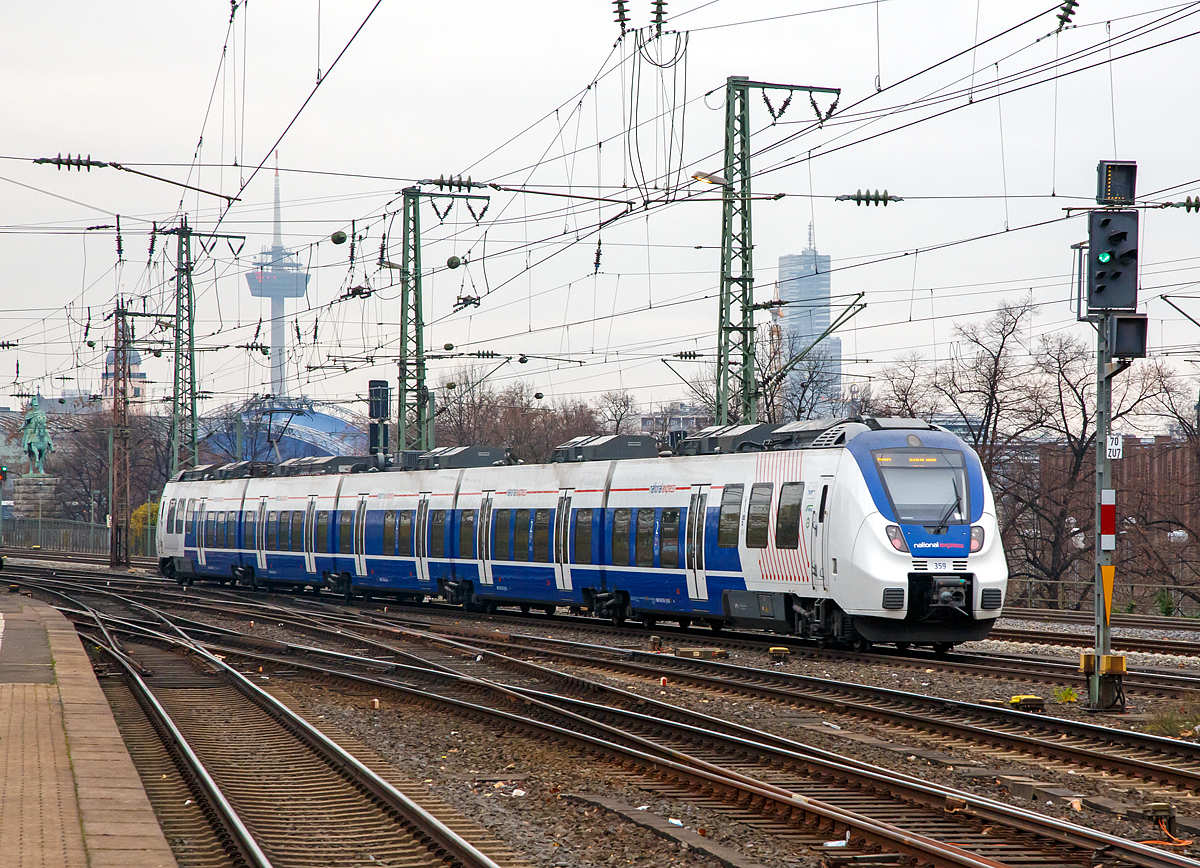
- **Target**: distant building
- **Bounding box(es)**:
[775,223,842,414]
[639,402,713,438]
[101,342,147,400]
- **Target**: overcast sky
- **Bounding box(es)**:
[2,1,1198,418]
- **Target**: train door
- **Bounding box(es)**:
[303,496,317,574]
[553,489,574,591]
[196,499,208,567]
[255,497,268,571]
[353,495,368,577]
[807,479,832,591]
[685,484,709,601]
[478,492,494,586]
[414,493,431,585]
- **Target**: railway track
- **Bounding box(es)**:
[65,597,525,868]
[1004,609,1200,632]
[989,627,1200,658]
[26,574,1200,868]
[10,559,1200,703]
[1,546,158,570]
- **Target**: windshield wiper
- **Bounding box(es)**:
[934,478,961,532]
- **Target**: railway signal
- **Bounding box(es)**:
[1087,210,1139,312]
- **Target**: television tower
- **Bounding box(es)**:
[245,154,309,395]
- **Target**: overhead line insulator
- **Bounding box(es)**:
[835,189,902,206]
[1056,0,1079,32]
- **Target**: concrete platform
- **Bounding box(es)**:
[0,594,177,868]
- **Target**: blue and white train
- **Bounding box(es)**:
[156,417,1008,650]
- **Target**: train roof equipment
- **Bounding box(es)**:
[767,416,938,450]
[275,455,376,476]
[674,423,782,456]
[551,435,659,463]
[417,446,513,470]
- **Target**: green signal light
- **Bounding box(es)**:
[1097,251,1113,264]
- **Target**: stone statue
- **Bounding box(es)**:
[20,395,55,475]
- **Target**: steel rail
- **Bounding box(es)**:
[182,629,1200,868]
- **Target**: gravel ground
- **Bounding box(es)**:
[166,601,1200,861]
[279,680,823,868]
[24,567,1200,865]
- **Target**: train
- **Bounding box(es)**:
[156,416,1008,651]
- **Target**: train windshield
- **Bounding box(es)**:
[871,448,969,525]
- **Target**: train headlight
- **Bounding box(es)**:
[970,526,985,553]
[885,525,908,552]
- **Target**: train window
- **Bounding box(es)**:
[291,511,304,552]
[266,511,278,550]
[166,500,177,534]
[533,509,551,563]
[215,512,225,548]
[660,508,680,569]
[383,510,396,555]
[573,510,592,564]
[775,483,803,549]
[429,510,446,558]
[717,485,744,548]
[635,509,655,567]
[203,513,214,548]
[398,510,414,556]
[226,513,237,549]
[245,510,257,550]
[514,509,531,561]
[276,511,289,552]
[493,509,511,560]
[611,508,632,566]
[746,484,773,549]
[338,510,354,554]
[460,510,476,559]
[184,500,194,536]
[315,511,329,553]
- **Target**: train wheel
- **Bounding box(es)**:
[677,618,691,629]
[852,634,872,653]
[520,604,530,614]
[641,616,657,630]
[543,605,556,616]
[612,612,626,627]
[932,642,953,655]
[895,642,910,651]
[485,602,498,615]
[706,619,723,633]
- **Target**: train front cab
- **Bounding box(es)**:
[838,431,1008,649]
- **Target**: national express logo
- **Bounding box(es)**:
[912,541,965,550]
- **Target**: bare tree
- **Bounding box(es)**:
[435,365,502,447]
[999,332,1166,609]
[931,297,1044,480]
[872,352,941,420]
[595,389,639,434]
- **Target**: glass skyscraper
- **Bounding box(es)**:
[776,223,842,414]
